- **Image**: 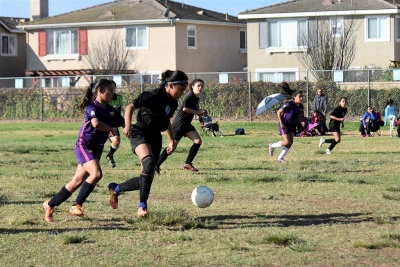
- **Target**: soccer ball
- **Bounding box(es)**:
[191,186,214,208]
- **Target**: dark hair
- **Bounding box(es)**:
[338,96,347,102]
[190,78,204,92]
[111,80,117,87]
[291,90,303,99]
[277,82,295,98]
[160,70,188,88]
[387,99,394,105]
[80,79,113,111]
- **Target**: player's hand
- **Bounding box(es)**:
[123,126,131,138]
[110,127,117,137]
[166,141,177,155]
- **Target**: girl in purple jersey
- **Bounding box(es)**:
[108,70,188,217]
[43,79,124,223]
[269,90,305,163]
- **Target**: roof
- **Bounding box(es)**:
[20,0,241,27]
[26,69,137,77]
[0,17,29,32]
[239,0,400,16]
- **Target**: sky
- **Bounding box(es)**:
[0,0,285,18]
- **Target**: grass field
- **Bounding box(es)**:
[1,120,400,266]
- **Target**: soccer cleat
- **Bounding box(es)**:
[276,158,287,163]
[366,134,371,137]
[137,207,149,217]
[43,199,54,223]
[108,182,119,209]
[268,143,274,156]
[106,155,116,168]
[183,163,199,172]
[318,138,325,148]
[69,203,84,217]
[325,149,332,154]
[361,134,366,137]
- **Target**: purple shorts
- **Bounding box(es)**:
[279,122,295,135]
[75,143,103,165]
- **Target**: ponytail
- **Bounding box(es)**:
[79,79,112,111]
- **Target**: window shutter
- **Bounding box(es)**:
[38,31,46,57]
[79,29,88,55]
[259,22,268,48]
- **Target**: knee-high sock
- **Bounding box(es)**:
[48,186,72,208]
[118,177,140,192]
[75,181,95,206]
[107,145,117,157]
[157,148,169,167]
[325,140,337,151]
[185,143,201,164]
[271,141,282,148]
[278,146,289,159]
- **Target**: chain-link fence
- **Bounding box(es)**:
[1,69,400,121]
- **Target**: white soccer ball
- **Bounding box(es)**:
[191,186,214,208]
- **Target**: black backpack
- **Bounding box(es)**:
[235,128,245,135]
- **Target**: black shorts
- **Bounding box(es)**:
[329,126,340,133]
[129,125,162,162]
[172,123,196,141]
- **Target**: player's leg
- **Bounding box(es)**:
[183,129,201,172]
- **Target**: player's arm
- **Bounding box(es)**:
[277,108,285,128]
[123,103,135,138]
[165,122,176,154]
[183,107,206,115]
[91,118,117,135]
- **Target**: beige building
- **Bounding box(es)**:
[18,0,247,86]
[239,0,400,82]
[0,17,28,78]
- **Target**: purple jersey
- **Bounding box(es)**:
[281,101,304,125]
[76,100,124,149]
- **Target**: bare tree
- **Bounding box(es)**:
[296,15,360,81]
[82,30,137,79]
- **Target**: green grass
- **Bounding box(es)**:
[1,120,400,266]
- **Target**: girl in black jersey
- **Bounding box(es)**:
[108,70,188,217]
[318,97,348,154]
[156,79,207,173]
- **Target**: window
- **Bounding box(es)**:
[187,25,196,49]
[125,26,149,49]
[396,17,400,41]
[331,17,344,37]
[259,20,308,52]
[41,77,62,88]
[1,34,17,56]
[46,30,78,55]
[240,29,247,51]
[366,16,389,41]
[256,68,299,82]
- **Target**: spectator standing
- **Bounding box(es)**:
[313,88,328,134]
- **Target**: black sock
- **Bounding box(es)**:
[48,186,72,207]
[140,175,153,203]
[107,146,117,157]
[119,177,140,192]
[74,181,95,206]
[328,141,337,151]
[185,143,201,164]
[157,148,169,168]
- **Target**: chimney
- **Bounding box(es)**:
[30,0,49,21]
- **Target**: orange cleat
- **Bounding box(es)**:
[43,199,54,223]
